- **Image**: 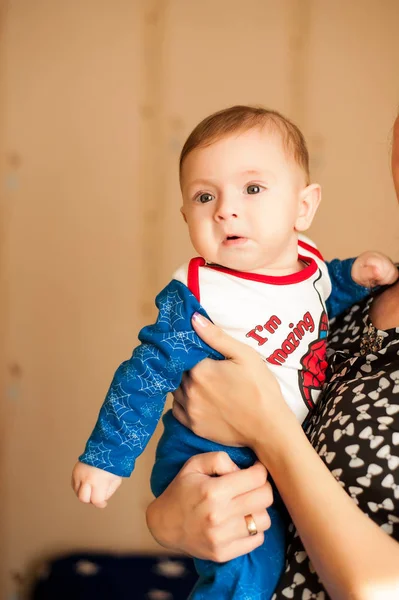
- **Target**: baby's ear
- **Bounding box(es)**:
[295,184,321,232]
[180,206,187,223]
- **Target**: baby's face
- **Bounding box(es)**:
[180,127,309,274]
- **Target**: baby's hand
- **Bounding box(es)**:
[72,461,122,508]
[352,251,398,288]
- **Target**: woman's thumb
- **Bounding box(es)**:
[186,451,240,477]
[192,312,246,360]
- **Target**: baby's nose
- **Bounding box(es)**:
[214,196,239,221]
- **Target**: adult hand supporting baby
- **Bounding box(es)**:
[173,310,399,600]
[146,453,273,562]
[172,311,298,453]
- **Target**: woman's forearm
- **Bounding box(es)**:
[254,423,399,600]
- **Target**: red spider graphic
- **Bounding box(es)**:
[299,311,328,409]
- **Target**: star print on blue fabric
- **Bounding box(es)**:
[160,330,200,353]
[137,363,171,397]
[103,382,135,421]
[120,360,137,382]
[133,344,161,364]
[114,418,151,452]
[142,400,164,420]
[161,357,186,376]
[80,278,215,479]
[157,288,185,328]
[120,345,161,382]
[98,419,118,440]
[83,441,114,470]
[119,455,135,474]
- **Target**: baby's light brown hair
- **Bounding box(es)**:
[179,105,310,185]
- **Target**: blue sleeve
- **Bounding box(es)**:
[79,280,223,477]
[326,258,370,319]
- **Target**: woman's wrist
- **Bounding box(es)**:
[252,408,306,472]
[239,370,296,448]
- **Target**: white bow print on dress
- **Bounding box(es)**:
[331,468,345,487]
[359,426,384,449]
[368,498,394,513]
[333,422,355,442]
[336,382,349,395]
[281,573,305,598]
[348,486,363,505]
[381,474,399,499]
[328,396,343,416]
[374,397,399,416]
[356,463,383,487]
[332,411,350,425]
[294,551,307,564]
[352,383,366,403]
[356,403,372,421]
[368,377,390,400]
[345,444,365,468]
[318,444,336,464]
[377,415,394,430]
[389,369,399,393]
[381,514,399,535]
[376,445,399,470]
[359,355,378,373]
[318,417,332,433]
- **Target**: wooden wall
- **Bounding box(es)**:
[1,1,398,597]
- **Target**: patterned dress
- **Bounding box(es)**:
[273,294,399,599]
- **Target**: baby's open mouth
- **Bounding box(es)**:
[223,235,247,245]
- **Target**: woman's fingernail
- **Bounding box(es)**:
[192,312,208,327]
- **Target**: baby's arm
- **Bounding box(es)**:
[72,279,221,508]
[351,250,398,288]
[326,253,397,319]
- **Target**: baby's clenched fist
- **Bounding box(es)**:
[352,251,398,289]
[72,461,122,508]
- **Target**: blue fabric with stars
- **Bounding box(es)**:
[326,258,370,319]
[79,280,223,478]
[79,260,369,600]
[79,278,288,599]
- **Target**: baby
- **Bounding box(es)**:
[72,106,398,599]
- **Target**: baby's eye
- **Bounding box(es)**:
[196,193,214,203]
[246,184,263,195]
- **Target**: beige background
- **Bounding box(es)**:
[1,0,398,597]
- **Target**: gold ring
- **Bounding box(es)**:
[244,513,258,536]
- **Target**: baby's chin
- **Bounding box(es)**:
[198,242,272,273]
[203,252,302,276]
[204,254,266,273]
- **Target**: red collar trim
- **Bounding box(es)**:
[187,257,205,301]
[298,239,325,262]
[206,255,318,285]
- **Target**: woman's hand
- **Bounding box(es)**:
[172,312,296,450]
[146,452,273,562]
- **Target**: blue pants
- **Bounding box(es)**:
[151,411,287,600]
